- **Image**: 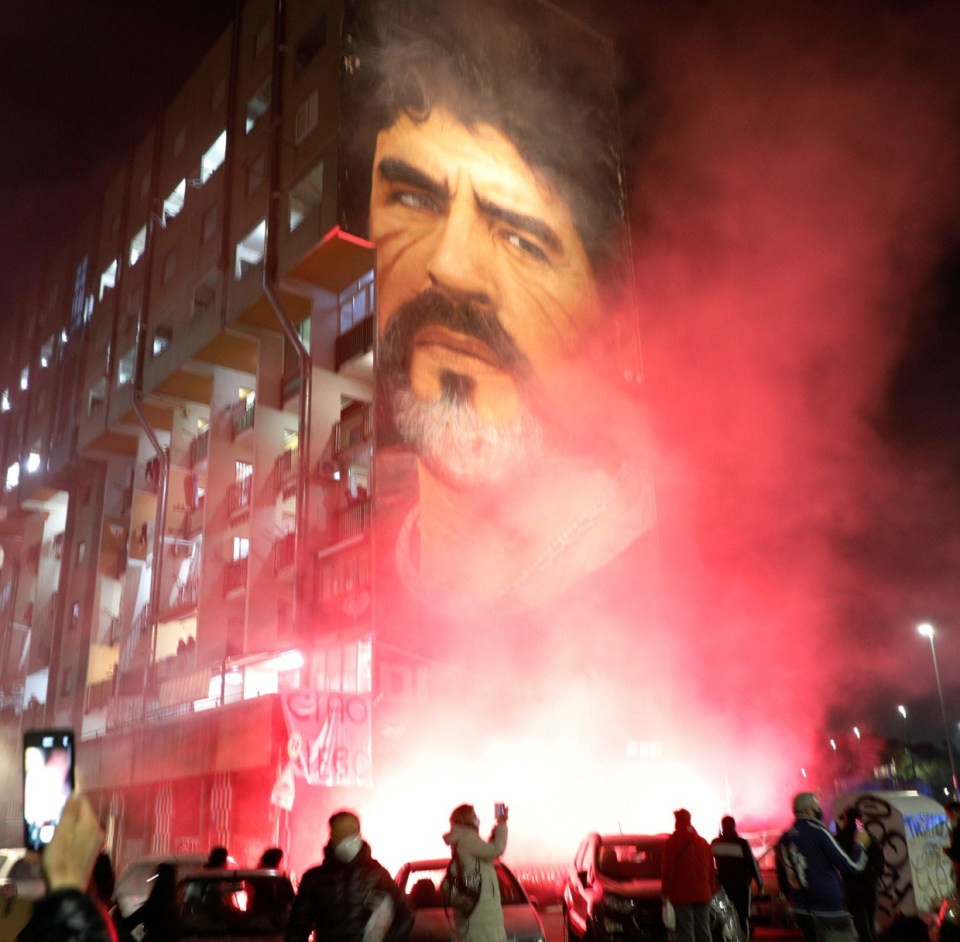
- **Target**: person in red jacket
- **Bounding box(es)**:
[662,809,719,942]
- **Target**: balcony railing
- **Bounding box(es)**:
[85,675,116,713]
[228,476,252,519]
[274,448,299,499]
[189,428,210,467]
[334,314,373,370]
[334,403,372,455]
[337,499,371,543]
[184,495,205,537]
[231,398,256,439]
[316,544,371,609]
[224,557,248,595]
[274,531,295,574]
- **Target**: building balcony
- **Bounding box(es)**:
[337,499,371,543]
[274,448,298,499]
[334,403,372,456]
[189,428,210,468]
[231,398,256,439]
[274,531,295,576]
[224,557,248,596]
[85,675,117,713]
[184,495,205,538]
[228,477,252,520]
[334,314,373,371]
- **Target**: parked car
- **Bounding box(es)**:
[114,853,209,918]
[395,858,547,942]
[563,833,743,942]
[174,868,294,941]
[0,847,45,901]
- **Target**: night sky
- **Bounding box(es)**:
[2,0,960,759]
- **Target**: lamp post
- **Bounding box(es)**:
[918,622,958,797]
[898,705,916,784]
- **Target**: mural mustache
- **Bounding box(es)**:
[378,288,543,489]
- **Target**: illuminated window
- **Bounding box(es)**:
[5,462,19,490]
[162,179,186,225]
[0,390,9,412]
[117,349,135,386]
[201,130,227,183]
[235,220,266,280]
[19,367,29,391]
[236,459,253,483]
[246,78,271,133]
[152,324,173,357]
[232,536,249,561]
[40,336,54,368]
[25,452,41,474]
[99,259,118,300]
[129,225,147,266]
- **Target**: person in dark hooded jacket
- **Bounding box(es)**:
[285,809,414,942]
[711,816,763,937]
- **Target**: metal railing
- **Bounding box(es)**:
[189,428,210,467]
[223,557,248,595]
[228,476,253,518]
[274,531,295,574]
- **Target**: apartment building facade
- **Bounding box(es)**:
[0,0,394,867]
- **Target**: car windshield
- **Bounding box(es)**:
[596,840,663,880]
[401,864,528,907]
[177,875,293,935]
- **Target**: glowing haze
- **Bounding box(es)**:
[334,0,960,876]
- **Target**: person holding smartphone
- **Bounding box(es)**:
[442,803,509,942]
[18,793,114,942]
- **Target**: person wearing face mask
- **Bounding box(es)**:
[777,793,870,942]
[442,803,509,942]
[285,809,414,942]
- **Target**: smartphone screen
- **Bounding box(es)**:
[23,729,75,852]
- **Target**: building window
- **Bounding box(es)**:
[152,324,173,357]
[99,259,118,300]
[40,336,54,368]
[117,348,135,386]
[162,179,186,225]
[88,378,107,414]
[201,130,227,183]
[129,224,147,267]
[294,90,319,145]
[71,602,81,630]
[5,462,19,491]
[232,536,249,561]
[247,155,265,195]
[202,205,219,243]
[25,452,41,474]
[289,160,323,231]
[0,389,10,412]
[246,78,271,133]
[235,220,266,280]
[19,366,29,391]
[77,541,86,564]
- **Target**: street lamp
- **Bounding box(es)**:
[898,705,916,784]
[918,622,958,796]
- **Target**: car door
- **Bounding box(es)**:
[566,840,592,936]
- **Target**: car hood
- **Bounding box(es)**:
[409,903,544,942]
[595,876,662,901]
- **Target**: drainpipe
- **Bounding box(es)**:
[131,119,170,714]
[263,0,310,637]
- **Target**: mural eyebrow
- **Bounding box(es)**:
[475,193,563,257]
[376,157,449,201]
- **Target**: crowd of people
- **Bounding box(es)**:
[14,794,506,942]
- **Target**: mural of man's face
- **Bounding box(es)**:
[371,107,600,489]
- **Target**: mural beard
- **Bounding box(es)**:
[378,289,545,490]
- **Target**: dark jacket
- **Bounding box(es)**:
[711,833,762,892]
[836,823,883,899]
[662,826,717,905]
[285,841,414,942]
[17,888,115,942]
[779,816,866,919]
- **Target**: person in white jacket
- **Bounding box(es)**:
[442,804,509,942]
